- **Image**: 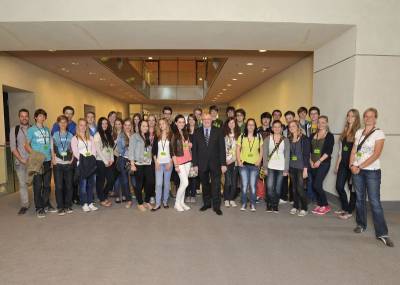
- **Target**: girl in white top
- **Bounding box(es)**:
[94,117,115,207]
[152,118,173,211]
[71,118,97,212]
[350,108,393,247]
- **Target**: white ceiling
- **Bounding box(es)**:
[0,21,351,51]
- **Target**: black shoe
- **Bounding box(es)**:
[377,236,394,247]
[36,209,46,219]
[163,204,169,209]
[115,199,121,204]
[273,207,279,213]
[354,225,365,234]
[18,207,28,215]
[214,209,223,216]
[151,206,161,212]
[200,205,211,212]
[57,209,66,216]
[46,203,57,213]
[66,207,74,214]
[266,206,273,213]
[73,199,80,205]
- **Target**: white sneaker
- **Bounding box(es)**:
[181,203,191,211]
[88,203,98,211]
[240,205,246,211]
[230,201,238,208]
[298,210,308,217]
[190,197,196,203]
[174,204,184,212]
[290,208,298,215]
[82,204,90,212]
[150,197,156,204]
[224,200,230,207]
[250,205,256,212]
[279,199,287,204]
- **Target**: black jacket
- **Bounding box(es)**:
[310,132,335,162]
[192,126,226,172]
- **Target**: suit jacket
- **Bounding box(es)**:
[192,126,226,172]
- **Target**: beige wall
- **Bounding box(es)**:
[0,54,128,134]
[0,54,128,185]
[231,56,313,120]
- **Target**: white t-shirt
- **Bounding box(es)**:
[354,128,385,170]
[267,136,285,171]
[157,139,171,164]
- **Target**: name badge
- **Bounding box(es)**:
[343,145,349,152]
[183,143,188,148]
[106,149,111,153]
[144,152,150,158]
[85,152,91,157]
[60,151,68,157]
[356,151,363,158]
[247,153,254,158]
[291,155,298,161]
[160,151,167,156]
[314,148,321,154]
[43,145,49,151]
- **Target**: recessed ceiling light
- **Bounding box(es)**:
[261,67,270,72]
[60,67,69,72]
[238,72,243,75]
[222,88,227,91]
[99,78,106,81]
[258,49,267,53]
[219,92,223,95]
[71,62,79,65]
[88,72,96,75]
[199,77,203,81]
[148,57,153,60]
[232,78,237,81]
[48,49,56,52]
[246,62,254,66]
[227,84,232,87]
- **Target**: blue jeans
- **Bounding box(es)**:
[155,163,172,206]
[353,169,389,238]
[239,165,258,207]
[79,173,95,205]
[266,168,284,209]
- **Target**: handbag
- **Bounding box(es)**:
[78,154,97,179]
[188,163,198,178]
[256,178,265,199]
[116,156,131,172]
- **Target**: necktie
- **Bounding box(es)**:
[205,128,209,145]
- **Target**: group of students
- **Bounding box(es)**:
[10,104,394,247]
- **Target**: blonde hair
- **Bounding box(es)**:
[76,118,90,141]
[363,107,378,119]
[156,118,171,140]
[288,120,302,141]
[340,109,361,142]
[318,115,330,132]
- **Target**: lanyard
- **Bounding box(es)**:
[247,136,256,153]
[79,137,89,153]
[58,132,68,152]
[161,138,167,151]
[36,125,48,145]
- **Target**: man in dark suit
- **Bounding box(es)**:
[192,113,227,215]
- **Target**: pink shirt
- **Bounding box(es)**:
[71,135,96,163]
[176,140,192,165]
